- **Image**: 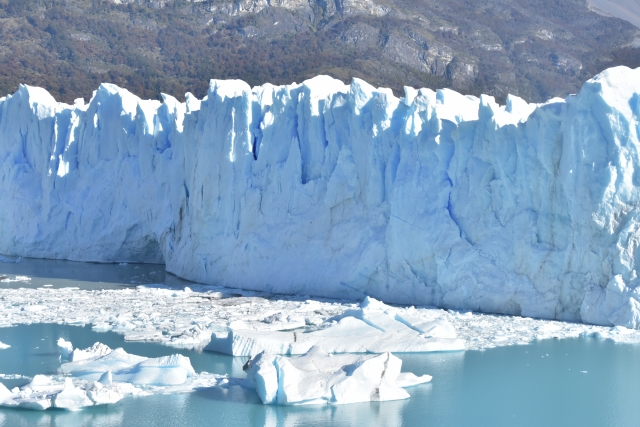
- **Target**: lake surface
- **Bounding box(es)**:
[0,257,192,290]
[2,260,640,426]
[0,324,639,427]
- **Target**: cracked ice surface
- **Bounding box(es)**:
[0,284,639,352]
[5,67,640,328]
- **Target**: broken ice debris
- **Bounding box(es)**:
[0,373,139,411]
[244,346,432,405]
[60,343,195,386]
[207,297,465,356]
[0,340,201,411]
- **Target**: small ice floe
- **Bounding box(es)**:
[57,338,73,360]
[0,342,10,349]
[0,374,139,411]
[207,297,464,356]
[0,275,30,283]
[57,342,196,386]
[0,340,216,411]
[243,346,432,405]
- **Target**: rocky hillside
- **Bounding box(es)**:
[1,0,640,103]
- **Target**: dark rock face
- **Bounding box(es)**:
[1,0,640,103]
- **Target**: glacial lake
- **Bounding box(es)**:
[2,259,640,426]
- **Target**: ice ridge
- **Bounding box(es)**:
[3,67,640,328]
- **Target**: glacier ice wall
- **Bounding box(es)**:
[3,67,640,328]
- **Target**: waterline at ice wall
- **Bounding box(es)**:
[2,67,640,328]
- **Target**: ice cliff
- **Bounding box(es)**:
[2,66,640,328]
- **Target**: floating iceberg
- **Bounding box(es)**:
[0,341,216,411]
[4,67,640,327]
[244,346,431,405]
[0,338,433,410]
[0,373,140,411]
[59,343,195,386]
[207,297,464,356]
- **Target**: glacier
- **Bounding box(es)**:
[2,66,640,328]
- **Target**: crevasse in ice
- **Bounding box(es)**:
[2,67,640,328]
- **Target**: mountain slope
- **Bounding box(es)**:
[0,0,639,103]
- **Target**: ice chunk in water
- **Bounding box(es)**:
[1,341,202,411]
[57,338,73,359]
[0,382,12,401]
[69,342,112,362]
[52,378,93,411]
[208,298,464,356]
[244,346,431,405]
[111,354,195,386]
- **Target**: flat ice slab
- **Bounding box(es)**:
[59,342,196,386]
[206,297,465,356]
[244,346,432,405]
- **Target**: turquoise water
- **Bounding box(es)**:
[0,257,191,290]
[2,259,640,426]
[1,324,640,427]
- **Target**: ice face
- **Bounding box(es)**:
[3,67,640,327]
[243,346,431,405]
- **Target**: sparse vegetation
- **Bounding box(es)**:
[1,0,639,104]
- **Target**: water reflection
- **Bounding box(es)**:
[0,257,191,290]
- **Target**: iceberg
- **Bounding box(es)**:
[0,341,213,411]
[0,338,432,410]
[0,373,138,411]
[59,343,195,386]
[206,297,464,356]
[243,346,431,405]
[3,67,640,327]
